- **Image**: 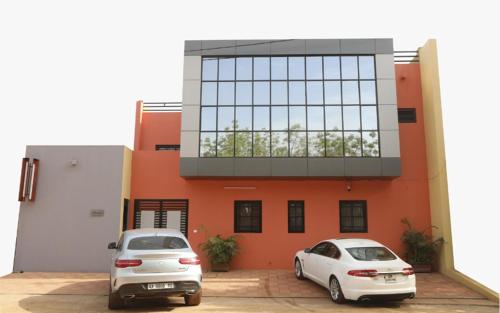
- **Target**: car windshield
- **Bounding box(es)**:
[127,236,188,250]
[346,247,396,261]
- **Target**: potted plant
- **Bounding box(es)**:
[401,218,443,273]
[200,234,239,272]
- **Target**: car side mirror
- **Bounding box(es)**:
[304,248,311,254]
[108,242,117,249]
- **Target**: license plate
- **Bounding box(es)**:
[147,283,174,290]
[384,274,397,283]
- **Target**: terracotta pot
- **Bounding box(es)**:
[412,264,432,273]
[211,262,230,272]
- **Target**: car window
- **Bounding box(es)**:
[127,236,188,250]
[324,243,340,259]
[346,247,396,261]
[310,242,329,255]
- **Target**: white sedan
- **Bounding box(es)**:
[294,239,416,303]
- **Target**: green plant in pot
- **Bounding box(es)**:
[401,218,443,273]
[200,234,239,272]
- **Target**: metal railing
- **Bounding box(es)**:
[394,50,419,63]
[143,102,182,112]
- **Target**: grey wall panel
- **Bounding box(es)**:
[378,105,399,131]
[377,79,397,105]
[14,146,125,272]
[180,158,198,176]
[306,39,341,54]
[271,158,307,176]
[340,39,376,54]
[180,131,199,158]
[198,158,234,176]
[234,158,272,176]
[182,80,201,106]
[184,40,202,56]
[236,40,271,55]
[181,106,200,131]
[375,39,394,54]
[270,40,306,55]
[375,54,395,79]
[201,40,236,55]
[183,56,202,80]
[307,158,345,176]
[382,157,401,176]
[380,130,401,157]
[345,158,382,176]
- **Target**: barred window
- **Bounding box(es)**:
[339,200,367,233]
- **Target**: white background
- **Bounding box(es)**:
[0,0,498,292]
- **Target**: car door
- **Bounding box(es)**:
[303,242,329,283]
[315,243,341,287]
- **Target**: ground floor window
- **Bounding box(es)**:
[288,200,305,233]
[133,199,189,237]
[339,200,367,233]
[234,200,262,233]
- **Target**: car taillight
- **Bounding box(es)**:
[179,256,201,265]
[347,269,378,277]
[402,267,415,275]
[115,259,142,268]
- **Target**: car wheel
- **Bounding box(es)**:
[184,291,202,306]
[108,283,124,310]
[329,276,346,304]
[295,259,305,280]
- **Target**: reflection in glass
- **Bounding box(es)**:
[271,82,287,105]
[217,132,234,157]
[343,106,360,130]
[360,81,376,104]
[253,132,270,157]
[271,132,288,157]
[201,107,216,131]
[324,81,341,104]
[307,81,323,104]
[200,132,216,157]
[289,106,306,130]
[218,107,234,131]
[235,107,252,130]
[307,106,324,130]
[235,132,252,157]
[254,82,270,105]
[361,106,378,130]
[308,131,325,157]
[344,132,362,157]
[271,106,288,130]
[202,58,217,80]
[254,106,269,131]
[326,132,343,156]
[359,56,375,79]
[271,57,287,80]
[306,56,323,80]
[289,57,305,80]
[236,57,252,80]
[218,82,234,106]
[236,82,252,105]
[290,132,306,157]
[362,131,379,157]
[324,56,340,79]
[342,81,359,104]
[341,56,358,79]
[254,57,270,80]
[325,106,342,130]
[201,82,217,106]
[218,58,235,80]
[289,81,305,104]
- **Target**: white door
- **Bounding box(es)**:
[140,211,155,228]
[166,210,181,231]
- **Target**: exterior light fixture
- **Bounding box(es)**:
[223,186,257,190]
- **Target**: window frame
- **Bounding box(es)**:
[288,200,305,233]
[234,200,262,233]
[339,200,368,233]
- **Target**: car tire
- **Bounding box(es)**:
[184,291,202,306]
[294,259,305,280]
[329,276,346,304]
[108,283,124,310]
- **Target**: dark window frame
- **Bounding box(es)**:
[339,200,368,233]
[234,200,262,233]
[155,144,181,151]
[288,200,305,233]
[397,108,417,123]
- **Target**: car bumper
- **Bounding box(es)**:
[118,280,201,299]
[112,272,202,292]
[342,275,416,301]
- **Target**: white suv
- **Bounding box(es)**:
[107,228,202,309]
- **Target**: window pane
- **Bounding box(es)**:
[253,132,270,157]
[254,82,270,105]
[307,81,323,104]
[218,106,234,131]
[289,132,306,157]
[254,57,270,80]
[271,132,288,157]
[289,81,306,105]
[289,106,306,130]
[201,82,217,106]
[271,106,288,130]
[217,132,234,157]
[200,132,216,157]
[201,107,216,131]
[254,106,269,131]
[306,56,323,80]
[218,82,234,106]
[289,57,305,80]
[342,81,359,104]
[359,56,375,79]
[324,56,340,79]
[360,81,376,104]
[325,106,342,131]
[218,57,235,80]
[202,58,217,81]
[361,106,378,130]
[341,56,358,79]
[344,131,362,157]
[236,82,252,105]
[343,106,360,130]
[362,131,379,157]
[235,107,252,130]
[236,57,252,80]
[271,57,287,80]
[324,81,341,104]
[307,106,324,131]
[235,132,252,157]
[308,131,325,157]
[271,82,287,105]
[326,131,343,156]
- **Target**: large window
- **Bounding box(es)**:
[234,201,262,233]
[339,200,367,233]
[288,200,305,233]
[199,56,380,158]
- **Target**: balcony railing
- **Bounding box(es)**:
[143,102,182,112]
[394,50,419,63]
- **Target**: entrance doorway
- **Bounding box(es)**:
[133,199,189,237]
